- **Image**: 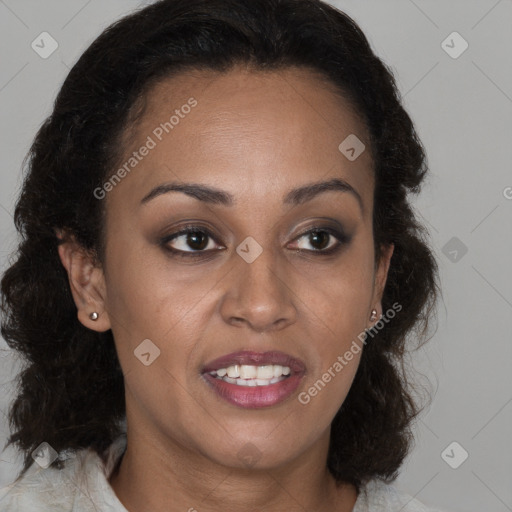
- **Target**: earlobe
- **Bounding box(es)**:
[77,305,111,332]
[56,233,111,333]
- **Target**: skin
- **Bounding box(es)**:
[58,65,393,512]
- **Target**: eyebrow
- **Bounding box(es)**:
[140,177,364,212]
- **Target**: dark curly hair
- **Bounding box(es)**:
[1,0,438,492]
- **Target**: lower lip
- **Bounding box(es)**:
[202,373,303,409]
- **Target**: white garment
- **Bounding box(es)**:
[0,434,447,511]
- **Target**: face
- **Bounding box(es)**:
[63,66,392,471]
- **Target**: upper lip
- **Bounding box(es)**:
[202,350,306,375]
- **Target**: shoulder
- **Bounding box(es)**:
[354,479,450,512]
[0,436,127,512]
[0,455,85,512]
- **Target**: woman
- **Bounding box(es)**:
[0,0,443,510]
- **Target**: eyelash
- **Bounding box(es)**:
[160,224,350,259]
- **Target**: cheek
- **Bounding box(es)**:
[295,267,369,426]
[302,241,376,337]
[294,239,374,407]
[103,241,202,376]
[105,239,194,328]
[300,273,368,384]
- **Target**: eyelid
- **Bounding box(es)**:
[160,221,350,259]
[292,218,351,244]
[289,225,349,252]
[293,222,347,241]
[165,225,217,242]
[161,224,224,254]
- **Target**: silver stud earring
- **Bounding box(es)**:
[89,312,99,321]
[370,309,378,322]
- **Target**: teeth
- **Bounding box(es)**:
[239,365,257,379]
[210,364,292,386]
[216,364,290,379]
[226,365,240,378]
[257,365,274,379]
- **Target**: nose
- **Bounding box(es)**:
[219,246,298,333]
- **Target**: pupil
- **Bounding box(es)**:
[310,231,329,250]
[187,232,208,250]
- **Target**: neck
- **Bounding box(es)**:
[109,426,357,512]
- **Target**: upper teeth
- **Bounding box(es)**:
[213,364,291,379]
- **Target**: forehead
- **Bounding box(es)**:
[108,65,374,215]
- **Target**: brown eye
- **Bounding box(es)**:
[183,231,209,251]
[293,228,344,253]
[161,227,222,257]
[308,231,331,250]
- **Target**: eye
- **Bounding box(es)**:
[160,224,349,259]
[161,226,223,257]
[290,227,348,254]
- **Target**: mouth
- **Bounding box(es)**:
[201,350,306,409]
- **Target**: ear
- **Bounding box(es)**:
[56,230,111,332]
[370,243,394,322]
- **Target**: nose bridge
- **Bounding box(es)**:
[220,239,297,331]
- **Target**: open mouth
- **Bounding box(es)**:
[207,363,291,386]
[201,350,305,408]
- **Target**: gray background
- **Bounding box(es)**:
[0,1,511,511]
